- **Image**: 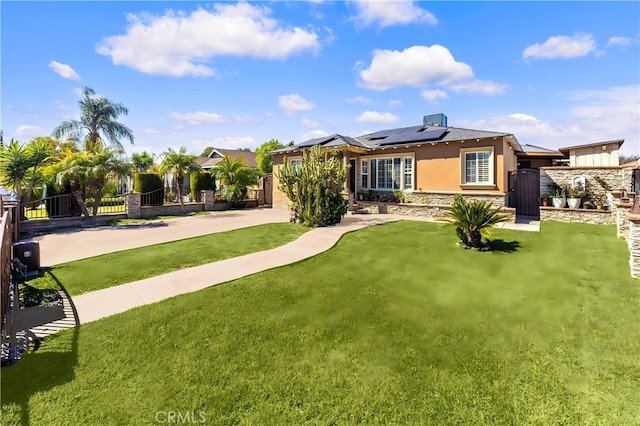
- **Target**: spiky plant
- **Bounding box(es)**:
[443,194,510,250]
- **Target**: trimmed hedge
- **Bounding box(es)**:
[190,172,216,201]
[134,173,163,193]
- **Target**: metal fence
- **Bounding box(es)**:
[23,193,125,219]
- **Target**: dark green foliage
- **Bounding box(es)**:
[321,188,348,226]
[189,172,215,201]
[256,139,284,176]
[133,173,163,193]
[444,194,510,250]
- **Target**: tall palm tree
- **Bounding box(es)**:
[52,86,134,152]
[0,138,53,219]
[53,146,132,219]
[160,147,201,213]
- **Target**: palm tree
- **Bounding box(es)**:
[443,195,509,250]
[0,138,53,219]
[52,86,134,152]
[212,155,257,207]
[160,147,201,213]
[52,146,132,219]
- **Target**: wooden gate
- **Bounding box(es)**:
[263,174,273,206]
[508,169,540,217]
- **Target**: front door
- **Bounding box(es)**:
[349,159,356,194]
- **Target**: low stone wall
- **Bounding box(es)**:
[140,203,204,218]
[539,206,613,225]
[405,191,507,207]
[357,201,515,222]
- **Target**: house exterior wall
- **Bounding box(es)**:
[570,144,620,166]
[271,137,517,209]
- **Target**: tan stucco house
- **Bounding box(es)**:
[270,114,523,209]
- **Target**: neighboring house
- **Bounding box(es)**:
[271,114,523,209]
[559,139,623,167]
[195,148,257,171]
[165,148,258,194]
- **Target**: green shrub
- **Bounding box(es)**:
[134,173,163,193]
[190,172,215,201]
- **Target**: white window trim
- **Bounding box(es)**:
[361,154,415,191]
[361,159,368,189]
[460,146,495,188]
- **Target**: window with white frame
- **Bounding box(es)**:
[290,159,302,170]
[366,156,413,190]
[461,148,493,185]
[361,160,368,189]
[404,157,413,190]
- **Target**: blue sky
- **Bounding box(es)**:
[2,1,639,158]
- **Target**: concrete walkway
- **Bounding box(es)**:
[22,210,539,329]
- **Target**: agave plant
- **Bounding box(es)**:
[443,194,509,250]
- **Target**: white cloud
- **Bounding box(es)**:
[279,94,315,115]
[607,36,631,47]
[358,45,473,91]
[388,100,401,107]
[96,3,320,77]
[449,80,509,95]
[523,33,596,59]
[301,129,329,141]
[48,61,81,80]
[193,136,257,151]
[54,100,70,110]
[15,125,45,137]
[302,118,318,127]
[233,115,254,124]
[169,111,227,125]
[346,96,372,105]
[355,111,400,124]
[455,84,639,155]
[420,89,448,103]
[350,1,437,28]
[139,128,160,134]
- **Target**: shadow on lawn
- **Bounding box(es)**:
[487,239,520,253]
[1,272,79,426]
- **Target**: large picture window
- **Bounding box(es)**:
[461,148,494,185]
[366,156,413,190]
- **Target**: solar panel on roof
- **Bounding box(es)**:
[376,128,447,146]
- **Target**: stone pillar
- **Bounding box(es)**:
[126,192,141,219]
[628,215,640,278]
[202,190,215,211]
[616,203,632,238]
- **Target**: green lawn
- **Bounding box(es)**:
[2,221,638,425]
[27,222,308,296]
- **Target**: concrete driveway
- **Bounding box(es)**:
[30,209,290,266]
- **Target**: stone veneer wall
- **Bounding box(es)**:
[616,203,632,238]
[539,207,613,225]
[540,166,625,197]
[357,201,516,222]
[628,215,640,278]
[405,191,507,208]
